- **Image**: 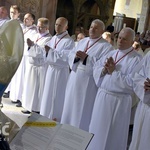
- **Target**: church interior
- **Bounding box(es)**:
[0,0,150,149]
[0,0,149,35]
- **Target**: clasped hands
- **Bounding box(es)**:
[45,45,50,53]
[27,38,50,53]
[27,38,34,47]
[75,51,88,61]
[144,78,150,92]
[103,57,116,75]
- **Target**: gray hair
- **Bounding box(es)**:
[122,27,135,41]
[92,19,105,30]
[57,17,68,26]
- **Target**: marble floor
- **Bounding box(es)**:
[1,96,133,149]
[1,97,30,128]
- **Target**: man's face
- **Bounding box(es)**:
[10,8,20,19]
[89,22,103,39]
[77,33,85,41]
[37,21,47,34]
[117,29,134,50]
[23,14,34,27]
[55,18,67,34]
[0,8,8,19]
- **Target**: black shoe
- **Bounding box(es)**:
[16,101,22,107]
[3,91,10,98]
[11,100,19,104]
[11,99,20,104]
[0,103,3,108]
[21,110,31,114]
[32,111,40,114]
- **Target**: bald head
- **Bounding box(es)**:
[55,17,68,34]
[117,27,135,50]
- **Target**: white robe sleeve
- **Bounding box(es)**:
[84,44,113,76]
[93,57,107,87]
[27,44,46,66]
[28,44,44,58]
[93,50,114,87]
[101,54,140,94]
[105,56,141,94]
[46,39,74,65]
[68,47,79,71]
[133,53,150,104]
[133,73,147,102]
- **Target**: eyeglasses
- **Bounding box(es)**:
[37,26,46,30]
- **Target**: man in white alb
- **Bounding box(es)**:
[9,13,37,106]
[129,51,150,150]
[61,19,113,131]
[88,27,142,150]
[21,18,52,114]
[40,17,74,122]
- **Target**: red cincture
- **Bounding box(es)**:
[35,33,49,43]
[84,37,102,53]
[23,26,35,34]
[114,48,134,64]
[54,34,68,48]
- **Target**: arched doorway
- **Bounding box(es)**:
[56,0,74,35]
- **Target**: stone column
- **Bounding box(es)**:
[138,0,149,33]
[43,0,58,35]
[144,0,150,31]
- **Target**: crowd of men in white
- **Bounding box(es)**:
[0,5,150,150]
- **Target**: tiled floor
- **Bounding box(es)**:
[1,97,30,128]
[1,97,133,149]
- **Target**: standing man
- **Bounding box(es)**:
[88,27,142,150]
[9,13,38,106]
[21,18,52,114]
[129,52,150,150]
[40,17,74,122]
[61,19,113,131]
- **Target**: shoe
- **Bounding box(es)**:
[52,118,57,121]
[0,103,3,108]
[11,99,20,104]
[16,101,22,107]
[32,111,40,114]
[21,110,31,114]
[11,100,19,104]
[3,91,10,98]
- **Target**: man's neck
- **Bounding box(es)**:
[56,31,66,35]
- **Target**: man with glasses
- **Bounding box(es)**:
[21,18,52,114]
